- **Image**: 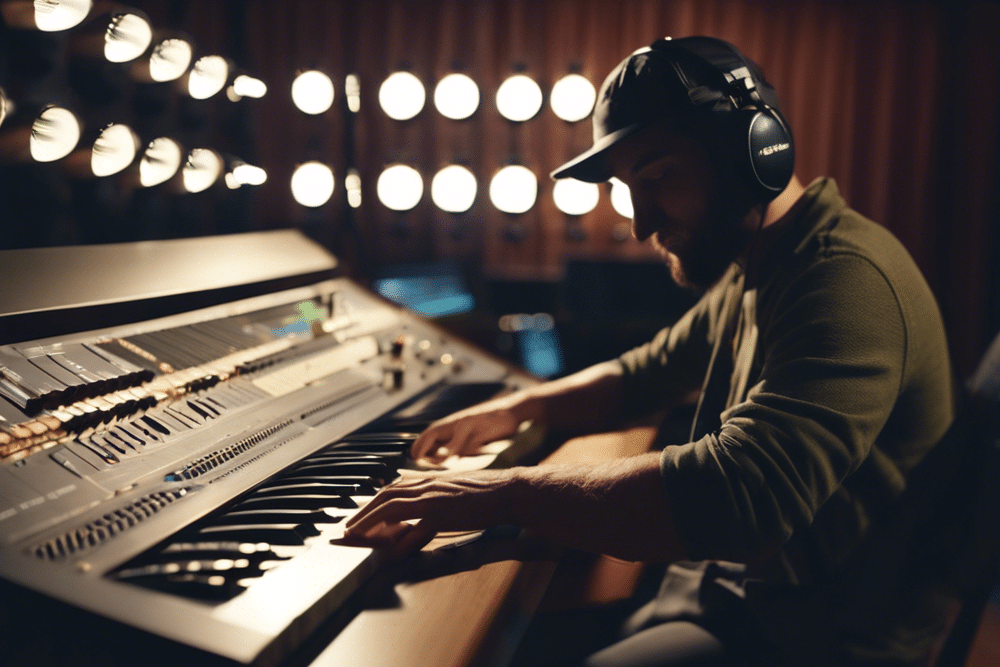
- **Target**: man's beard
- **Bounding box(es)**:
[651,203,752,290]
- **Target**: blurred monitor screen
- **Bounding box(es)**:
[373,264,475,318]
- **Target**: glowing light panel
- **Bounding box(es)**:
[553,178,599,215]
[188,55,229,100]
[345,74,361,113]
[139,137,182,187]
[233,75,267,98]
[377,164,423,211]
[231,163,267,186]
[104,12,152,63]
[609,177,634,219]
[29,107,80,162]
[149,38,192,82]
[345,168,362,208]
[379,71,425,121]
[489,166,537,214]
[291,161,335,207]
[33,0,91,32]
[550,74,596,122]
[183,148,223,193]
[91,123,138,176]
[431,165,477,213]
[496,74,542,122]
[291,70,334,115]
[434,73,479,120]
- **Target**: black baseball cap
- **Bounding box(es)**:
[551,36,781,183]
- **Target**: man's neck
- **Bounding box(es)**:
[762,174,807,229]
[737,174,808,277]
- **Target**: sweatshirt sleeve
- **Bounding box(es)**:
[617,270,737,421]
[660,253,906,562]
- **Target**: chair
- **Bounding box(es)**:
[929,332,1000,667]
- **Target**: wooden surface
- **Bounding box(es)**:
[307,424,658,667]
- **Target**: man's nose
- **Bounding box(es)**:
[631,203,657,242]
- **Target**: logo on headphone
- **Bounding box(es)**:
[758,143,790,157]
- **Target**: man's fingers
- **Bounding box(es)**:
[345,494,438,535]
[385,521,438,561]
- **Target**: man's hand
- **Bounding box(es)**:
[342,453,686,563]
[409,398,524,462]
[342,468,524,559]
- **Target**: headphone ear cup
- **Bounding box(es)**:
[741,107,795,200]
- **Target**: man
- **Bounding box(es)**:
[345,37,956,666]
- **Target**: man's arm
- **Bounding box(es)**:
[342,452,688,563]
[411,360,632,461]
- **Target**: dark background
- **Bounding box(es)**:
[1,0,997,380]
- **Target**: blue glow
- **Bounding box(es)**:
[373,269,475,318]
[518,329,564,378]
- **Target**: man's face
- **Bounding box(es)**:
[607,122,753,289]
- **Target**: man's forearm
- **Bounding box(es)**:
[512,361,628,433]
[509,452,687,562]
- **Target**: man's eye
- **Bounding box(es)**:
[640,164,672,181]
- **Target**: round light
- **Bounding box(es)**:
[379,71,425,121]
[550,74,596,122]
[104,13,152,63]
[377,164,423,211]
[0,87,7,130]
[291,161,335,207]
[345,168,362,208]
[91,124,138,176]
[182,148,223,193]
[489,166,537,214]
[33,0,92,32]
[553,178,599,215]
[188,55,229,100]
[139,137,182,187]
[291,70,335,115]
[231,163,267,186]
[232,75,267,99]
[149,38,192,82]
[29,107,80,162]
[609,177,634,219]
[496,74,543,122]
[434,73,479,120]
[431,165,477,213]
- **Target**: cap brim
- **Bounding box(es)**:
[549,123,648,182]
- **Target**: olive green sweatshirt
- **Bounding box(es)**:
[619,178,956,664]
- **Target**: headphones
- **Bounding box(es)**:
[647,37,795,205]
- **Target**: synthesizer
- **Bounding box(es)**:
[0,231,536,666]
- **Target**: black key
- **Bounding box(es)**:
[192,524,320,545]
[210,509,345,525]
[266,476,382,494]
[341,432,420,442]
[128,572,246,600]
[235,495,357,511]
[287,460,390,479]
[253,481,371,497]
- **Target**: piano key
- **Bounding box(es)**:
[192,524,321,545]
[160,541,286,557]
[263,476,380,494]
[286,460,391,480]
[209,509,346,525]
[124,572,246,600]
[234,494,357,511]
[253,481,371,497]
